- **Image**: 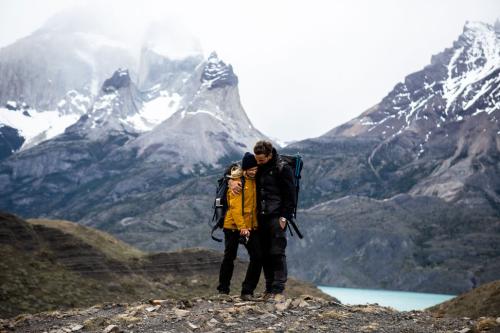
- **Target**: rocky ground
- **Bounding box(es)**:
[2,294,499,333]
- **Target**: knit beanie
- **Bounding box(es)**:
[241,152,258,170]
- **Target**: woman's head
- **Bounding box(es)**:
[242,152,258,178]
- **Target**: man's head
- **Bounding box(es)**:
[242,152,258,178]
[253,140,273,165]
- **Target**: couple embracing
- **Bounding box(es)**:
[217,140,297,301]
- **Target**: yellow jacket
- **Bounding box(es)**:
[223,176,258,230]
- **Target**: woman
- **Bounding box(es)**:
[217,152,261,300]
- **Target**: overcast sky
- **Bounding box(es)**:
[0,0,499,142]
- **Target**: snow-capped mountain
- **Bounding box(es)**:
[0,8,137,156]
[129,52,267,169]
[328,21,499,139]
[0,5,205,158]
[321,21,500,208]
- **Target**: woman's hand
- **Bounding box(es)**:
[240,228,250,237]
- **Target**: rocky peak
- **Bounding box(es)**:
[201,52,238,89]
[64,68,143,141]
[102,68,131,93]
[328,20,499,140]
[454,21,499,68]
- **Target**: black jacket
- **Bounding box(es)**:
[256,148,297,220]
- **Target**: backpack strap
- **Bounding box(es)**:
[241,176,245,218]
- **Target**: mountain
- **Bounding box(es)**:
[0,47,270,246]
[128,52,267,169]
[0,5,204,159]
[0,212,327,318]
[0,8,138,156]
[320,21,500,213]
[1,18,498,296]
[280,21,500,293]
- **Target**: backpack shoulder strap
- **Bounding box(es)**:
[241,176,245,218]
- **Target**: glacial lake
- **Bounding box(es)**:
[319,286,455,311]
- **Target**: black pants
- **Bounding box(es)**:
[259,215,287,294]
[217,229,262,295]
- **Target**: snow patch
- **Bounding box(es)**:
[125,91,181,132]
[0,107,80,149]
[185,109,224,122]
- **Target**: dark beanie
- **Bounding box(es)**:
[242,152,258,170]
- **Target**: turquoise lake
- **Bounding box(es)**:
[319,286,456,311]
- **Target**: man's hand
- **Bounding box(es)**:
[240,228,250,237]
[279,217,287,230]
[229,179,242,195]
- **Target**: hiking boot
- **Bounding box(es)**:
[262,292,274,301]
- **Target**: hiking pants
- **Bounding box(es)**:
[259,215,287,294]
[217,229,262,295]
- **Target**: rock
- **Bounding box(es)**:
[224,306,237,314]
[351,305,386,314]
[115,314,140,324]
[298,300,310,308]
[275,299,292,312]
[360,322,379,332]
[149,299,168,305]
[145,305,160,312]
[187,322,199,329]
[291,299,302,308]
[322,310,350,320]
[475,317,498,331]
[273,294,286,303]
[259,312,278,320]
[458,328,471,333]
[102,325,119,333]
[174,308,190,318]
[69,324,84,331]
[234,302,254,306]
[207,318,219,327]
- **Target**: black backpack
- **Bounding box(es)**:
[277,154,304,238]
[210,163,246,242]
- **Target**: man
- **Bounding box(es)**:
[231,141,296,299]
[217,152,261,300]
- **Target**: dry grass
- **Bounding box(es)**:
[27,219,145,262]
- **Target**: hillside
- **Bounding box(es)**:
[429,280,500,319]
[0,212,327,319]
